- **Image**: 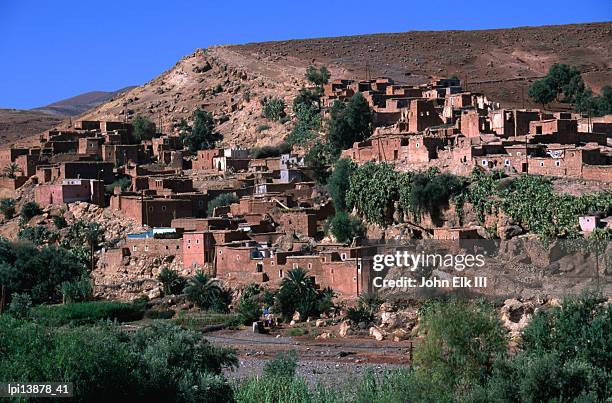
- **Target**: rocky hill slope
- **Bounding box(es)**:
[26,22,612,147]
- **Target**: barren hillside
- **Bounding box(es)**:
[24,22,612,147]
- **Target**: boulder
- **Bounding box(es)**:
[147,287,161,300]
[316,332,331,340]
[338,320,352,337]
[369,326,385,341]
[292,311,301,322]
[315,319,325,327]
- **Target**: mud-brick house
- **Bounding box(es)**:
[59,161,115,183]
[35,179,105,207]
[111,194,194,226]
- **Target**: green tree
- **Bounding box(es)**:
[131,114,156,141]
[184,271,230,312]
[207,193,239,216]
[326,211,365,244]
[415,299,507,397]
[2,162,22,179]
[263,97,287,121]
[304,141,333,185]
[327,158,355,212]
[20,201,42,221]
[305,65,330,88]
[327,93,372,153]
[157,267,187,295]
[274,267,329,320]
[528,79,555,108]
[0,198,16,219]
[184,109,222,152]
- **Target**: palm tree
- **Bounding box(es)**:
[184,271,226,310]
[2,163,22,179]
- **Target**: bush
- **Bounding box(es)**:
[20,201,42,221]
[0,198,16,219]
[207,193,239,216]
[345,293,380,325]
[184,271,232,312]
[157,267,187,295]
[256,124,271,133]
[52,214,68,229]
[0,318,237,402]
[132,114,156,141]
[0,241,88,304]
[250,142,291,158]
[59,275,93,303]
[274,268,334,321]
[264,350,298,378]
[327,93,372,153]
[263,97,287,121]
[183,109,222,152]
[235,376,311,403]
[30,301,144,326]
[236,292,262,325]
[327,158,355,212]
[105,176,131,193]
[326,211,365,244]
[143,309,175,320]
[18,225,59,245]
[7,292,32,319]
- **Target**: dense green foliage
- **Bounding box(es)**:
[0,198,16,219]
[304,141,334,184]
[0,238,88,304]
[528,63,612,115]
[157,267,187,295]
[132,114,156,141]
[326,158,355,212]
[207,192,239,216]
[274,267,334,321]
[344,162,610,237]
[184,271,231,312]
[327,93,372,154]
[346,162,400,225]
[250,142,291,158]
[20,201,42,221]
[326,211,365,244]
[305,65,330,87]
[18,224,59,245]
[183,109,222,152]
[30,301,144,326]
[262,97,287,121]
[0,318,237,402]
[59,274,93,303]
[236,284,263,325]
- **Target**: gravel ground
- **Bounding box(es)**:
[205,329,412,387]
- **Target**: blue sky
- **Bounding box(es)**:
[0,0,610,109]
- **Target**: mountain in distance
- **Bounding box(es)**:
[32,87,136,117]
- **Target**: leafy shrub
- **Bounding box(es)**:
[263,97,287,121]
[345,293,381,325]
[31,301,144,326]
[0,240,88,304]
[235,376,311,403]
[143,309,175,320]
[7,292,32,319]
[184,271,232,312]
[0,318,237,402]
[256,124,271,133]
[18,225,59,245]
[326,211,365,244]
[0,198,16,219]
[59,275,93,303]
[286,327,307,337]
[327,158,355,212]
[157,267,187,295]
[52,214,68,229]
[274,267,334,321]
[264,350,298,378]
[250,142,291,158]
[132,114,156,141]
[105,176,132,193]
[20,201,42,221]
[207,193,239,216]
[327,93,372,153]
[236,293,261,325]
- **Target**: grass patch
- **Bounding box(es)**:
[286,327,307,337]
[174,312,241,331]
[31,301,144,326]
[143,309,175,320]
